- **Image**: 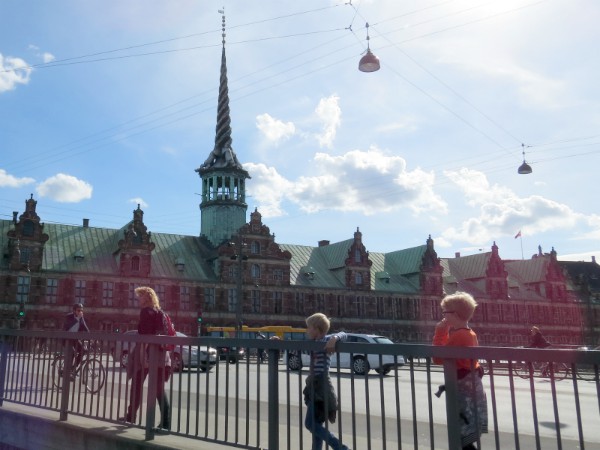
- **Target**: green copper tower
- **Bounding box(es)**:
[196,12,250,246]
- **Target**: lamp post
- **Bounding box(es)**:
[230,235,248,331]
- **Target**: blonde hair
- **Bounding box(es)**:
[306,313,331,335]
[440,292,477,321]
[134,286,161,310]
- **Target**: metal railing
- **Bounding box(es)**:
[1,329,599,449]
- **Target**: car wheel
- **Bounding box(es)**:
[352,356,370,375]
[228,356,237,364]
[171,352,183,372]
[120,351,129,368]
[287,353,302,371]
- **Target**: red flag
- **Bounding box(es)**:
[514,230,521,239]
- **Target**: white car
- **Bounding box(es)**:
[113,331,217,372]
[287,333,404,375]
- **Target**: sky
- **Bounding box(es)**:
[1,0,599,262]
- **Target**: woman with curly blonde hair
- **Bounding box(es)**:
[121,286,171,434]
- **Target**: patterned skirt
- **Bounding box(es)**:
[457,374,488,447]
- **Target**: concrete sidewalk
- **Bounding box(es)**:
[0,403,233,450]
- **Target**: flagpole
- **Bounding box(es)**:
[520,234,524,260]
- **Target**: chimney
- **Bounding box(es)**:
[593,256,596,264]
[318,240,330,247]
[83,218,89,228]
[12,211,18,224]
[455,252,461,258]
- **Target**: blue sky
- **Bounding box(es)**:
[1,0,599,262]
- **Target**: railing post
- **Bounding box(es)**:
[145,343,159,440]
[59,339,75,421]
[0,337,9,407]
[267,348,279,450]
[442,359,462,450]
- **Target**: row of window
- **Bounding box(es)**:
[227,265,284,280]
[16,278,192,311]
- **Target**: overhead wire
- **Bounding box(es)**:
[2,0,593,234]
[348,0,552,157]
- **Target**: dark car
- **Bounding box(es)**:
[217,346,245,364]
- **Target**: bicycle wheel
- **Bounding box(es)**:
[513,361,532,379]
[548,362,569,381]
[575,364,599,382]
[81,358,106,394]
[51,355,65,389]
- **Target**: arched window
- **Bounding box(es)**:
[355,272,363,285]
[251,264,261,279]
[251,241,260,254]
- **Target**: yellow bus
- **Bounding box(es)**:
[205,325,307,341]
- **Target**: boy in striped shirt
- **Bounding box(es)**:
[303,313,349,450]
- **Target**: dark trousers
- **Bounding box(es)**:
[305,403,346,450]
[71,341,85,371]
[126,368,170,429]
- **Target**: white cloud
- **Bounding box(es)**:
[314,95,341,148]
[36,174,93,203]
[0,169,35,188]
[441,168,582,244]
[42,52,55,63]
[244,163,292,218]
[128,197,149,208]
[0,54,32,93]
[247,147,447,217]
[255,113,295,144]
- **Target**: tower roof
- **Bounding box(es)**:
[197,12,245,175]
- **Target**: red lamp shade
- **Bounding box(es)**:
[358,49,380,72]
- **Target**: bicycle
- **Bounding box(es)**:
[513,360,569,381]
[51,341,107,394]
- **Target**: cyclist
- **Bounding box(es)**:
[526,326,551,349]
[63,303,90,378]
[525,326,554,377]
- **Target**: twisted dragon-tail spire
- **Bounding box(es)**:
[198,11,243,172]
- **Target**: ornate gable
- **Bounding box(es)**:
[117,205,155,277]
[344,227,372,290]
[6,195,49,271]
[545,247,568,302]
[419,235,443,296]
[485,241,508,299]
[217,208,291,287]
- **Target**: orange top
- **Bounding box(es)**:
[432,327,480,371]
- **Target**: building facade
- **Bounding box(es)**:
[2,26,599,348]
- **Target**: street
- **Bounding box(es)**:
[6,353,600,449]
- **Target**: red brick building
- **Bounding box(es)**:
[2,34,598,348]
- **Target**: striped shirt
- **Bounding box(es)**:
[310,332,347,376]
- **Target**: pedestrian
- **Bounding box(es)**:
[432,292,488,450]
[526,326,551,349]
[256,331,267,362]
[63,303,90,378]
[303,313,350,450]
[120,286,171,434]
